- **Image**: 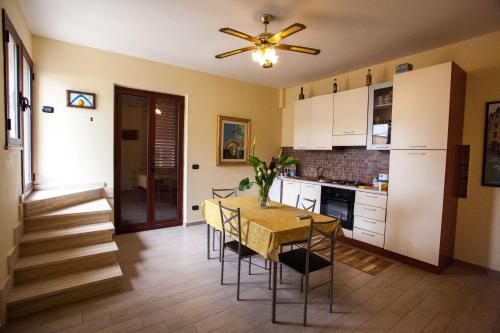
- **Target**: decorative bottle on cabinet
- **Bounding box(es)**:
[333,79,338,93]
[366,69,372,86]
[299,87,305,100]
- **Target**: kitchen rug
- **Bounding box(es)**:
[297,239,393,275]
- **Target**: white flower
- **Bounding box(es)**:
[267,169,271,174]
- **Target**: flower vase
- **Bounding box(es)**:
[258,189,270,209]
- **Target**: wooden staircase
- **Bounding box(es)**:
[7,187,123,318]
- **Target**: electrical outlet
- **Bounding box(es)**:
[192,205,199,210]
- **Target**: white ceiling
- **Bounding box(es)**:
[18,0,500,88]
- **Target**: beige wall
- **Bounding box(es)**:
[0,0,32,323]
[281,31,500,271]
[32,36,282,224]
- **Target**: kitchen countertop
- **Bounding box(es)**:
[279,176,388,196]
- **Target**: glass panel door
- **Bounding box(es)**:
[152,97,180,225]
[22,55,33,191]
[118,93,150,229]
[367,81,393,150]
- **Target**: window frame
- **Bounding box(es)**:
[3,9,25,149]
[21,47,34,193]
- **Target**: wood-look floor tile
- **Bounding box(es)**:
[5,224,499,333]
[389,311,429,333]
[355,309,401,332]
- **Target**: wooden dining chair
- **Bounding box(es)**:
[277,218,341,326]
[218,201,269,300]
[279,195,317,283]
[206,188,237,261]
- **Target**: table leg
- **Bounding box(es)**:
[272,261,277,323]
[206,224,210,260]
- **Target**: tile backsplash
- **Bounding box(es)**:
[282,147,390,184]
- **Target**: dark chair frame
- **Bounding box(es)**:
[277,218,341,326]
[218,201,271,300]
[279,195,317,283]
[207,188,237,261]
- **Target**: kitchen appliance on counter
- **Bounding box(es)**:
[320,186,355,238]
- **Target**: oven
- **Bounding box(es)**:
[320,186,355,238]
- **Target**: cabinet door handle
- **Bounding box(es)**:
[364,195,379,199]
[409,145,426,148]
[361,231,375,237]
[344,131,355,134]
[408,152,426,155]
[363,219,376,224]
[363,207,376,211]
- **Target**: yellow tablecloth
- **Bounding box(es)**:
[202,196,341,262]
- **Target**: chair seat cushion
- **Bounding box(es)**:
[224,240,257,257]
[278,248,331,275]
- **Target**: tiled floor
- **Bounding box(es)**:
[6,224,500,333]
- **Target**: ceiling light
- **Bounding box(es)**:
[252,46,278,68]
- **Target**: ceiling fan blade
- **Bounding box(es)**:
[215,46,256,59]
[268,23,306,44]
[219,28,259,43]
[275,44,321,55]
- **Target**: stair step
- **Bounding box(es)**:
[24,187,104,217]
[8,264,123,318]
[20,222,115,256]
[14,242,119,284]
[24,199,112,232]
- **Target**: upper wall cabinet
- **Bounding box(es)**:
[293,94,333,150]
[332,86,368,146]
[367,81,393,150]
[391,62,452,150]
[293,98,312,149]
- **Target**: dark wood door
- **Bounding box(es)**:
[114,86,184,233]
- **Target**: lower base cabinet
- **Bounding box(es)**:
[353,228,385,247]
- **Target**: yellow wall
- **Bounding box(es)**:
[281,31,500,271]
[0,0,32,322]
[32,36,282,224]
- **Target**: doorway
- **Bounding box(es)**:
[114,86,184,233]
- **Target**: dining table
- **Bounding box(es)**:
[202,195,341,323]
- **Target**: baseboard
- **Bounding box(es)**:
[186,220,205,227]
[452,259,500,279]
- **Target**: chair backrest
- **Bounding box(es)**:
[218,201,242,245]
[212,188,238,199]
[304,218,341,275]
[296,195,316,212]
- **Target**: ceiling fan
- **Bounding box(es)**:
[215,14,321,68]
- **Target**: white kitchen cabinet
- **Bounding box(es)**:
[355,191,387,209]
[293,94,333,150]
[282,180,300,207]
[391,62,452,150]
[309,94,334,150]
[269,178,282,203]
[354,228,385,248]
[354,216,386,235]
[332,86,368,146]
[354,203,386,222]
[299,183,321,213]
[293,99,311,149]
[384,150,447,266]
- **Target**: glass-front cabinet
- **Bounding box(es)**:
[367,81,393,150]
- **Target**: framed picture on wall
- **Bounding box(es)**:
[216,115,251,166]
[67,90,96,109]
[482,101,500,187]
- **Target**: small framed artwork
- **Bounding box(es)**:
[216,115,251,166]
[67,90,96,109]
[482,101,500,187]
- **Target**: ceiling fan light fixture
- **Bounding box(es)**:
[252,46,278,68]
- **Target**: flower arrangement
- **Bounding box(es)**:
[238,139,296,208]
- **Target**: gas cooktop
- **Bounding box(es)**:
[330,179,367,187]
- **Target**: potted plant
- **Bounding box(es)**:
[238,139,296,208]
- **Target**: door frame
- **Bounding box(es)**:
[113,85,184,233]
